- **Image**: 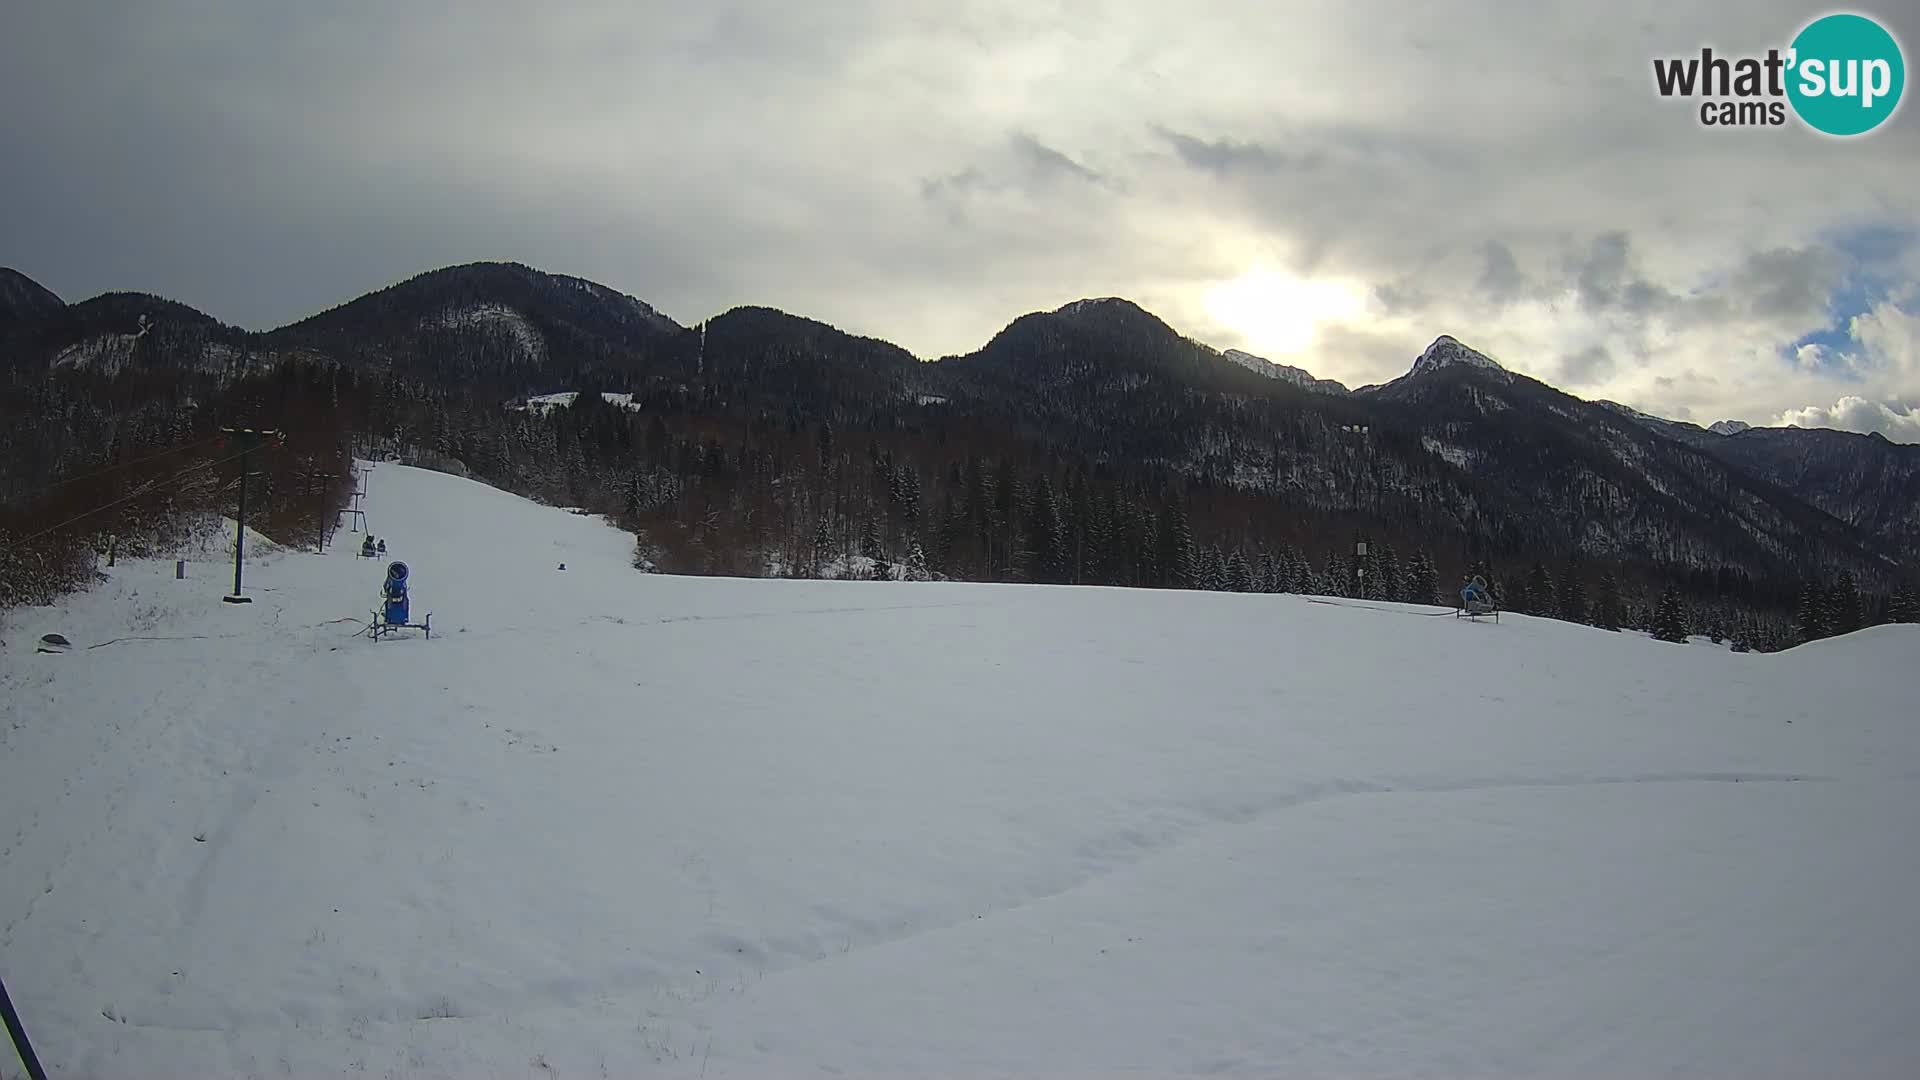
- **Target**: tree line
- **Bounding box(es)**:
[5,359,1914,653]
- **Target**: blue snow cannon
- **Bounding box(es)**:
[383,560,410,625]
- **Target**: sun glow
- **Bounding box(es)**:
[1204,268,1370,357]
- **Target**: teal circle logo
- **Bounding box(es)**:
[1787,13,1905,135]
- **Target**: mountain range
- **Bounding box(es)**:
[4,261,1915,596]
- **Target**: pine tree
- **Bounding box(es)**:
[1651,584,1689,643]
[1325,552,1348,597]
[811,512,834,578]
[1831,571,1863,635]
[1283,548,1308,595]
[861,517,889,580]
[1890,578,1919,623]
[1402,550,1438,606]
[1258,551,1281,593]
[905,537,930,581]
[1796,579,1829,642]
[1024,475,1065,584]
[1558,559,1588,624]
[1373,544,1401,603]
[1226,548,1253,593]
[1200,546,1227,591]
[1523,561,1556,617]
[1593,571,1624,631]
[1156,501,1196,589]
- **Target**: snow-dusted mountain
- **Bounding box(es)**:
[262,262,688,392]
[1709,420,1752,436]
[0,266,64,327]
[1408,334,1507,378]
[4,264,1914,591]
[1221,349,1351,395]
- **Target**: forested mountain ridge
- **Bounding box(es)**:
[3,262,1914,649]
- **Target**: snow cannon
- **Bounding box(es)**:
[383,560,410,625]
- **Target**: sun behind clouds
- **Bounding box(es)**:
[1203,267,1370,358]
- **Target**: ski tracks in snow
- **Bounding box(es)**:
[170,623,361,938]
[786,769,1826,967]
[361,768,1831,1037]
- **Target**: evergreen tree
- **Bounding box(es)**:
[1024,474,1065,583]
[1795,579,1829,642]
[1065,473,1091,583]
[1402,550,1439,606]
[1258,551,1281,593]
[1200,545,1227,591]
[811,512,834,577]
[1830,571,1863,635]
[1890,578,1918,623]
[1282,548,1308,595]
[861,517,889,580]
[1651,584,1689,643]
[1156,500,1196,589]
[1523,561,1556,617]
[1372,544,1401,603]
[1226,548,1253,593]
[1325,552,1349,597]
[1593,571,1624,632]
[1558,559,1588,624]
[905,537,930,581]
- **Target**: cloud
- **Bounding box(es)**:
[1779,398,1920,441]
[1557,344,1615,384]
[1478,241,1525,304]
[0,0,1915,435]
[1153,127,1321,176]
[1006,132,1105,186]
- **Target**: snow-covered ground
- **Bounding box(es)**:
[2,462,1916,1079]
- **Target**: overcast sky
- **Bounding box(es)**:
[4,1,1917,439]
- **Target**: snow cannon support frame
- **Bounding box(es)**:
[1456,575,1501,623]
[365,560,433,641]
[366,609,432,641]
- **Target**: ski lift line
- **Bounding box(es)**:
[7,434,223,503]
[1,443,269,550]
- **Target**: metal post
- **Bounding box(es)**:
[0,972,49,1080]
[221,427,283,605]
[227,439,250,602]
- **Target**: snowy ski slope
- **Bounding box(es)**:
[2,462,1916,1079]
